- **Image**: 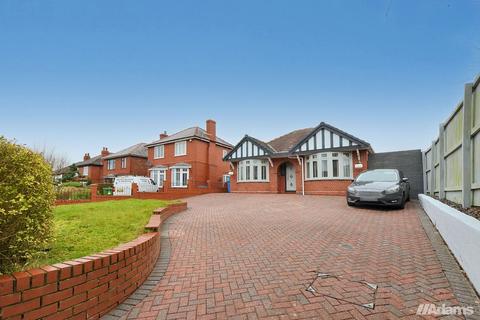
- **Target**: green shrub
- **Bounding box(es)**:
[0,137,55,273]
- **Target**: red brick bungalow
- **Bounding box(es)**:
[102,143,149,182]
[224,122,373,196]
[145,120,233,194]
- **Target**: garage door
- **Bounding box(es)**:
[368,149,424,199]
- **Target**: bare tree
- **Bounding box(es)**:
[32,144,70,171]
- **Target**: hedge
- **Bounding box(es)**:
[0,137,55,273]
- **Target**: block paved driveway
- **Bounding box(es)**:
[122,194,469,319]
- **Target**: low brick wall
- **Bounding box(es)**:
[0,202,187,319]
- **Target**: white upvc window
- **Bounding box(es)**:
[172,168,189,187]
[237,159,269,182]
[154,145,164,159]
[305,152,352,180]
[174,141,187,156]
[121,157,127,168]
[83,166,89,176]
[150,169,166,187]
[107,159,115,170]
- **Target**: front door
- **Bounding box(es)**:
[285,163,296,192]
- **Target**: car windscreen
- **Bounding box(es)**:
[356,170,398,182]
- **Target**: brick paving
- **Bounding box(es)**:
[109,194,479,319]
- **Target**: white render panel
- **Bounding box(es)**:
[308,137,315,150]
[259,149,264,156]
[301,144,307,151]
[316,132,322,149]
[324,130,331,148]
[253,145,258,156]
[333,134,340,148]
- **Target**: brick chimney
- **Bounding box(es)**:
[159,131,168,139]
[101,147,110,157]
[206,119,216,142]
[83,153,90,161]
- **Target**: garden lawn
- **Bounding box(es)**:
[31,199,174,268]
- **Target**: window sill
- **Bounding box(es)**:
[174,154,187,157]
[171,186,188,188]
[153,157,165,160]
[236,180,270,183]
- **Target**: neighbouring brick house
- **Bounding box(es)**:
[145,120,233,193]
[102,143,149,182]
[75,148,108,183]
[224,122,373,196]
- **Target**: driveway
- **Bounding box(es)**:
[116,194,474,319]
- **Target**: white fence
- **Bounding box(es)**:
[423,75,480,208]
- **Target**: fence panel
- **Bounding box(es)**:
[423,75,480,208]
[473,80,480,205]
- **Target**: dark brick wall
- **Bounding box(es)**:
[368,149,423,198]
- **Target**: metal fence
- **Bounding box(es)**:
[423,75,480,208]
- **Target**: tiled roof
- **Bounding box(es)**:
[146,127,233,148]
[267,128,314,152]
[103,143,148,160]
[75,154,103,167]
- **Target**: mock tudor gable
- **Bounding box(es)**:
[225,135,275,160]
[291,122,371,155]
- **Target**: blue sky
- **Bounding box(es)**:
[0,0,479,163]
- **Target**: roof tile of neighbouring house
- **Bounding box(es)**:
[102,143,148,160]
[75,155,103,167]
[267,128,314,152]
[146,127,233,148]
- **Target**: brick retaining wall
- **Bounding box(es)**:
[0,202,187,319]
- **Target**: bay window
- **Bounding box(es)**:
[150,169,166,187]
[237,159,269,182]
[305,152,352,179]
[172,168,189,187]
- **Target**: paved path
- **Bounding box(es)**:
[108,194,479,319]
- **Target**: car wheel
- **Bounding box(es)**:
[398,193,406,209]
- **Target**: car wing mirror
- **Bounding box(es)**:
[402,177,409,182]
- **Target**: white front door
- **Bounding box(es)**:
[286,164,296,192]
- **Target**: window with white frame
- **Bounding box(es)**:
[237,159,269,182]
[305,152,352,180]
[154,145,164,159]
[150,169,166,186]
[222,150,228,158]
[121,157,127,168]
[172,167,189,187]
[83,166,89,176]
[107,159,115,170]
[174,141,187,156]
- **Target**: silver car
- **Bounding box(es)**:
[347,169,410,209]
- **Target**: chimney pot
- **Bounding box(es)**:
[206,119,216,142]
[83,153,90,161]
[101,147,110,157]
[160,131,168,139]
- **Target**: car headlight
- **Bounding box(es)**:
[385,185,400,194]
[347,186,356,193]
